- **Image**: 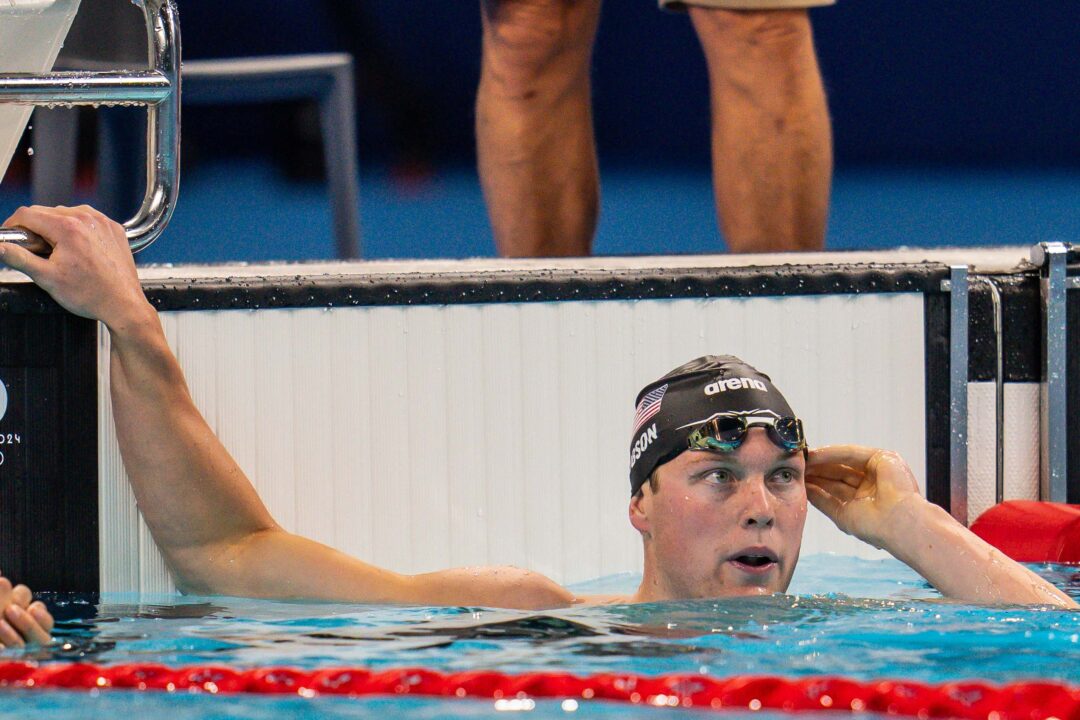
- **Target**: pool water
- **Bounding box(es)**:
[1,555,1078,719]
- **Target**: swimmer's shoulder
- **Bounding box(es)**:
[420,567,634,609]
[570,593,635,606]
[425,566,599,610]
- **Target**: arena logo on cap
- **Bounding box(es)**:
[705,377,768,396]
[0,378,6,422]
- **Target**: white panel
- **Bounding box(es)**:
[97,327,138,592]
[290,311,337,546]
[329,307,374,560]
[967,382,1040,522]
[443,306,488,568]
[100,292,928,592]
[481,304,525,568]
[0,0,80,183]
[519,304,567,581]
[593,302,640,578]
[558,302,602,582]
[405,307,451,573]
[368,307,413,571]
[252,312,297,532]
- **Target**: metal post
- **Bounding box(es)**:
[319,58,362,259]
[1031,243,1069,503]
[948,265,969,524]
[977,277,1006,504]
[0,0,180,255]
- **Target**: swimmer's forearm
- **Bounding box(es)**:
[107,306,280,591]
[880,499,1076,608]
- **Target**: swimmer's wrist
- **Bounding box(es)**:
[104,299,161,344]
[877,496,956,565]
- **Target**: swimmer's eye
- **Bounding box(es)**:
[770,468,800,485]
[702,469,736,486]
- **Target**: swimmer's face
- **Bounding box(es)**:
[630,428,807,599]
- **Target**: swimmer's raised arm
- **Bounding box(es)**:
[806,445,1077,608]
[0,206,573,610]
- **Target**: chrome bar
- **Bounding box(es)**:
[977,276,1006,505]
[0,0,180,255]
[0,71,171,104]
[0,227,48,255]
[949,265,970,525]
[1031,242,1069,503]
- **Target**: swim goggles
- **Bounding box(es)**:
[686,414,807,454]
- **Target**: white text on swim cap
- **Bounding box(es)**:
[704,377,767,395]
[629,423,658,469]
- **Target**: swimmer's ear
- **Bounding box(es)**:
[629,490,652,536]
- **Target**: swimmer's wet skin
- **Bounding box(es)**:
[0,571,54,650]
[0,204,1076,613]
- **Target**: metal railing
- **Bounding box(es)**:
[945,244,1075,523]
[0,0,180,255]
[1031,242,1070,503]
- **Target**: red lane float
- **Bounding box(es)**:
[971,501,1080,563]
[1,662,1079,718]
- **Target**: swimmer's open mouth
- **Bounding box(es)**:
[737,555,773,567]
[729,548,779,572]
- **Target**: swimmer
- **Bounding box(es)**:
[0,571,55,649]
[1,205,1075,610]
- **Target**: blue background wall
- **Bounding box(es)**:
[177,0,1080,168]
[3,1,1077,261]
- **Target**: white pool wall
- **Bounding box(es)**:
[98,291,927,594]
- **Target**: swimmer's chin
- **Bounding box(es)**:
[666,586,781,602]
[721,584,775,598]
[709,575,792,598]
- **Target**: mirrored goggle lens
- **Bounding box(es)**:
[770,417,806,450]
[688,416,747,452]
[711,416,748,443]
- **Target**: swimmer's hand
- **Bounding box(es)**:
[0,573,54,649]
[804,445,921,549]
[806,445,1077,607]
[0,205,154,333]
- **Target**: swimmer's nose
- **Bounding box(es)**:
[740,479,775,529]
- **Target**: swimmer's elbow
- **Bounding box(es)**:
[165,526,286,597]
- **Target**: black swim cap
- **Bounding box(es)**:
[628,355,798,495]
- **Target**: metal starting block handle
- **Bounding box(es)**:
[0,0,180,256]
[0,226,49,255]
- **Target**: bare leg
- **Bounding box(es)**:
[690,8,832,253]
[477,0,602,257]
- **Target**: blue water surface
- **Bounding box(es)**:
[0,554,1077,719]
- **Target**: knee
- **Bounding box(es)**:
[481,0,599,96]
[692,7,813,61]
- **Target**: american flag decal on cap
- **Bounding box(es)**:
[633,383,668,433]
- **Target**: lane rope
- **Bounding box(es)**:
[1,662,1078,717]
